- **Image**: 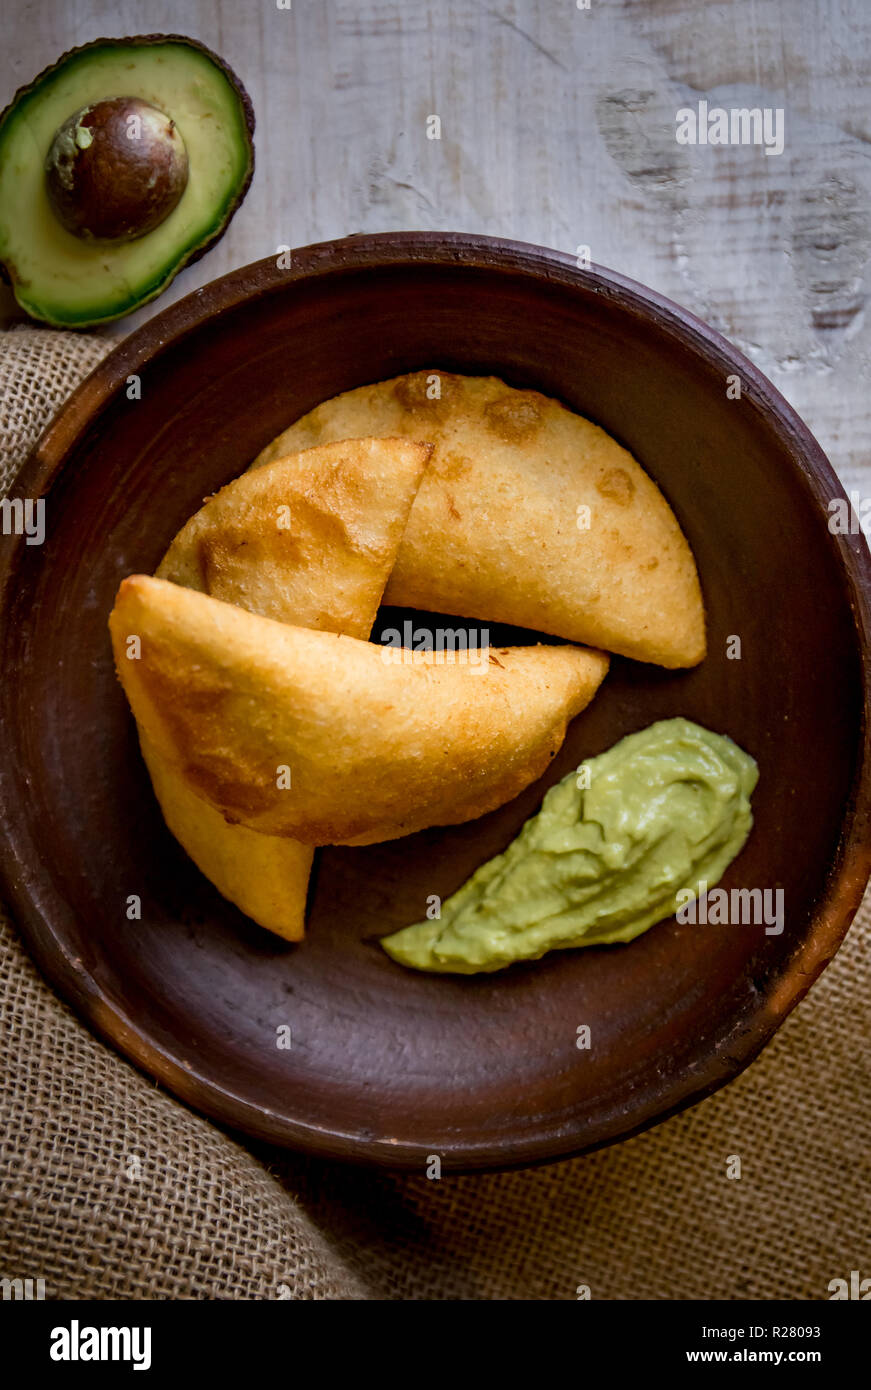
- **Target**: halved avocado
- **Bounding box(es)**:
[0,34,255,326]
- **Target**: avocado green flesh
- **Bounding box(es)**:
[0,42,252,325]
[382,718,759,974]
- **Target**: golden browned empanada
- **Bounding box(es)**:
[252,371,705,669]
[110,576,609,847]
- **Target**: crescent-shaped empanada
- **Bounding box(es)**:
[252,371,705,669]
[110,576,609,847]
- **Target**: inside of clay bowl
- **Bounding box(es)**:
[0,235,868,1169]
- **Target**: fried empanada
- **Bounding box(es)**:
[252,371,705,669]
[158,436,433,632]
[110,576,609,847]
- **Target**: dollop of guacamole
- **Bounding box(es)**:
[381,718,758,974]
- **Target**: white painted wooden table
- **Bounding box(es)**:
[2,0,869,495]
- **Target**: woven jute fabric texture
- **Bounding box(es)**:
[0,323,868,1301]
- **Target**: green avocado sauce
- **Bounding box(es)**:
[381,718,758,974]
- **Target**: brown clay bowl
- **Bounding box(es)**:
[1,233,869,1171]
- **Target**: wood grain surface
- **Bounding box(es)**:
[1,0,869,497]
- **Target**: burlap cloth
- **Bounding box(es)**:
[1,323,868,1301]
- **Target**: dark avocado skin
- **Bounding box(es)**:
[0,34,256,316]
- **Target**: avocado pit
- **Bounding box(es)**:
[45,96,189,242]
